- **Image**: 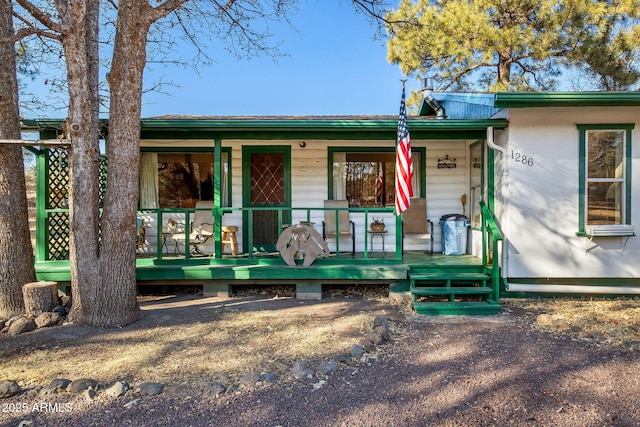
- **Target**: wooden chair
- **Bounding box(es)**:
[402,198,433,254]
[322,200,355,254]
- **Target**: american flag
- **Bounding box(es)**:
[395,84,413,215]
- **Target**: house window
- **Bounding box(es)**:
[578,124,633,231]
[469,142,483,228]
[139,151,230,209]
[329,148,423,207]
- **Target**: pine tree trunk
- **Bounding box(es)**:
[63,1,105,326]
[95,0,151,327]
[0,0,36,318]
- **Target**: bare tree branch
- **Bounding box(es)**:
[15,0,64,34]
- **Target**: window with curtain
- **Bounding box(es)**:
[331,150,422,207]
[139,151,229,209]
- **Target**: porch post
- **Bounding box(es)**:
[213,137,223,258]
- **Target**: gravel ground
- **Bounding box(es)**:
[2,303,640,427]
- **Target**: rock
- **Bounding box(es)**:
[335,352,353,366]
[105,381,129,398]
[350,344,364,360]
[365,332,383,345]
[8,317,37,336]
[52,305,68,317]
[0,380,21,398]
[5,316,23,328]
[225,383,240,394]
[204,382,227,396]
[81,388,97,400]
[374,325,391,342]
[238,372,260,387]
[360,338,377,352]
[317,361,339,375]
[41,378,71,395]
[259,372,279,384]
[67,378,98,393]
[134,382,164,397]
[163,384,198,399]
[290,360,315,381]
[0,326,8,334]
[373,316,389,328]
[34,312,62,328]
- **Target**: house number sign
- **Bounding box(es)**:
[511,150,534,167]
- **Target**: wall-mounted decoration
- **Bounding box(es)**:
[438,154,457,169]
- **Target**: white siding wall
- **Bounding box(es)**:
[499,107,640,279]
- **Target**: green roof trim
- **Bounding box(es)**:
[138,117,506,132]
[494,92,640,108]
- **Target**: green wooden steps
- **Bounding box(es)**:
[409,265,501,316]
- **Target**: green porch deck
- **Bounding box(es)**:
[34,252,479,284]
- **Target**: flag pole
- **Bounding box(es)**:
[394,80,413,216]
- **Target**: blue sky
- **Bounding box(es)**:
[23,2,414,119]
[141,2,412,117]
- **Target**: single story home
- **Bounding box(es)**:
[22,91,640,315]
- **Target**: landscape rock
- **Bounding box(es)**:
[81,388,97,400]
[163,384,198,399]
[290,360,315,381]
[8,317,37,336]
[105,381,129,397]
[259,372,279,384]
[135,382,164,397]
[350,344,364,360]
[238,371,260,387]
[374,325,391,342]
[204,382,227,396]
[364,332,383,345]
[52,305,68,317]
[41,378,71,395]
[317,361,339,375]
[360,338,377,352]
[0,380,21,398]
[67,378,98,393]
[34,312,62,328]
[373,316,389,328]
[335,351,353,366]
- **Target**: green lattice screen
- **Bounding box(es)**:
[46,149,108,260]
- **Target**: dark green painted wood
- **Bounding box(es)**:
[413,301,502,315]
[410,287,492,296]
[495,92,640,108]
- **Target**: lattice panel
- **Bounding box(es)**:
[99,156,108,205]
[44,150,109,260]
[47,212,70,260]
[47,149,69,209]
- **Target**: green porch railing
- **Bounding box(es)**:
[480,200,504,301]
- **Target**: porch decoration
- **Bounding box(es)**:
[276,224,330,267]
[370,218,385,232]
[437,154,457,169]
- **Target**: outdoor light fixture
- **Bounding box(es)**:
[299,141,306,148]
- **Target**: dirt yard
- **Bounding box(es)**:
[1,288,640,426]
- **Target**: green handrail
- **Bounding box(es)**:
[479,201,503,302]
